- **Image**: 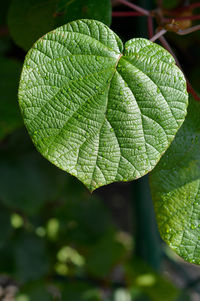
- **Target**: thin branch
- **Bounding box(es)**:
[187,2,200,10]
[159,35,182,68]
[177,24,200,35]
[159,36,200,101]
[187,82,200,101]
[157,0,163,8]
[112,11,143,17]
[150,28,167,42]
[165,14,200,22]
[117,0,150,16]
[0,26,9,37]
[168,2,200,13]
[148,16,154,39]
[111,0,121,7]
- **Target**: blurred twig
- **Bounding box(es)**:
[150,28,167,41]
[112,11,143,17]
[158,35,200,101]
[148,16,154,38]
[117,0,150,16]
[0,26,9,37]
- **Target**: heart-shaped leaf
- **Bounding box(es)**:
[18,19,188,191]
[150,97,200,264]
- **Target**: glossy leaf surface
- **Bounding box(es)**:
[150,97,200,264]
[18,19,188,191]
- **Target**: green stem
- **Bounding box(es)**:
[132,176,162,271]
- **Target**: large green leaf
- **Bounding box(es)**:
[7,0,111,50]
[18,19,188,191]
[0,57,22,139]
[150,97,200,264]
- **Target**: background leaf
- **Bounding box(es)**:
[53,195,112,245]
[18,19,188,191]
[0,57,22,139]
[0,129,69,215]
[8,0,58,51]
[7,0,111,51]
[55,0,111,27]
[150,97,200,264]
[60,281,101,301]
[0,206,13,249]
[161,0,181,9]
[86,230,126,278]
[126,258,179,301]
[14,232,49,283]
[17,282,52,301]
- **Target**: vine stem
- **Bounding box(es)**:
[159,35,183,69]
[159,36,200,101]
[169,2,200,13]
[148,16,154,39]
[132,176,162,271]
[157,0,163,8]
[165,14,200,22]
[150,28,167,42]
[177,24,200,35]
[117,0,150,16]
[187,82,200,101]
[112,11,143,17]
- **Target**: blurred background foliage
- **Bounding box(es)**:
[1,0,200,300]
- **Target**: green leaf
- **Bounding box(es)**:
[150,97,200,264]
[86,230,126,278]
[161,0,180,9]
[0,129,69,215]
[0,0,11,26]
[60,281,101,301]
[0,206,13,249]
[18,19,188,191]
[8,0,57,51]
[126,258,179,301]
[14,232,49,282]
[17,282,52,301]
[55,0,111,27]
[54,195,112,245]
[8,0,111,50]
[0,57,23,139]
